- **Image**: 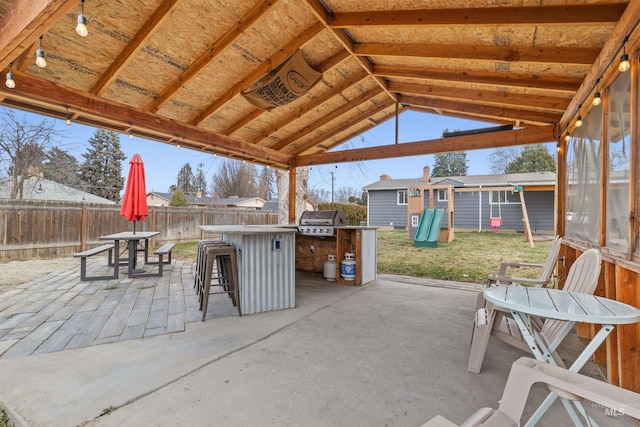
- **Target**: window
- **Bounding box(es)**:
[437,189,448,201]
[409,188,421,197]
[411,215,419,227]
[490,190,520,204]
[397,190,407,205]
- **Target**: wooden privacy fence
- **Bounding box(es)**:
[0,200,278,261]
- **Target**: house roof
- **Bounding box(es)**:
[364,171,556,191]
[0,1,636,170]
[0,177,115,204]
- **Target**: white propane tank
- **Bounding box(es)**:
[323,254,337,281]
[341,252,356,281]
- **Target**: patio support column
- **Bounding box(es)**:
[288,168,296,224]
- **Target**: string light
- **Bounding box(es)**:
[592,78,601,106]
[76,0,88,37]
[619,35,630,72]
[128,123,133,139]
[5,62,15,89]
[35,35,46,68]
[575,104,583,128]
[564,131,571,142]
[65,106,71,125]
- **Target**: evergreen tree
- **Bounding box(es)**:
[431,152,468,177]
[43,147,80,187]
[175,163,196,195]
[79,129,125,201]
[169,189,187,206]
[505,144,556,174]
[257,167,275,200]
[193,163,208,196]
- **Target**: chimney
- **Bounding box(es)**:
[423,166,431,183]
[380,174,391,180]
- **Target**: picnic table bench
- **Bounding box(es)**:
[73,244,118,281]
[140,243,176,277]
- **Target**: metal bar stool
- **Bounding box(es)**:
[194,241,240,320]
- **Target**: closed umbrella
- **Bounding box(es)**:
[120,154,148,233]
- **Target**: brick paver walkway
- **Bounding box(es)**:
[0,258,238,358]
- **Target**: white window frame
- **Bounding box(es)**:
[411,215,419,227]
[397,190,408,205]
[437,189,448,202]
[490,190,521,204]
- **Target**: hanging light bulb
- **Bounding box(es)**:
[564,132,571,142]
[128,123,134,139]
[5,62,15,89]
[575,115,583,128]
[619,36,630,72]
[35,35,46,68]
[592,78,602,106]
[65,106,71,125]
[76,0,88,37]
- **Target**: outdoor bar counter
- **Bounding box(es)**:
[199,225,297,315]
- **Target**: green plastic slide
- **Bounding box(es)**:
[414,208,445,248]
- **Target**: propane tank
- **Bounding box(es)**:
[341,252,356,281]
[323,254,337,281]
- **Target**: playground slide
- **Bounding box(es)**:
[414,208,445,248]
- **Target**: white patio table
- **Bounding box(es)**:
[484,285,640,427]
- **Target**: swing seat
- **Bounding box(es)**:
[489,218,502,227]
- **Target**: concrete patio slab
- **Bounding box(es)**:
[0,264,636,426]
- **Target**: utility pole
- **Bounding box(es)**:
[330,165,338,203]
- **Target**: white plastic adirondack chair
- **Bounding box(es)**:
[423,357,640,427]
[475,236,563,311]
[468,248,602,374]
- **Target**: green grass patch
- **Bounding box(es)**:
[169,242,198,260]
[377,231,553,284]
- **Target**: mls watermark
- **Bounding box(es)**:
[592,402,639,417]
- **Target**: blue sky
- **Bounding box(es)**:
[14,107,506,196]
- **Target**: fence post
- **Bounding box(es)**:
[80,205,87,251]
[151,207,157,246]
[201,209,205,240]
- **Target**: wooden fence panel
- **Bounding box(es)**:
[0,200,278,261]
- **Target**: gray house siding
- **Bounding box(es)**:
[369,188,554,233]
[368,189,408,228]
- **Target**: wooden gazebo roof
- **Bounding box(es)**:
[1,0,638,170]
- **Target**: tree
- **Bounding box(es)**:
[334,186,362,203]
[79,129,125,201]
[257,167,275,200]
[0,108,59,199]
[43,147,81,187]
[505,144,556,174]
[488,147,521,174]
[211,159,258,198]
[171,163,196,195]
[193,163,208,196]
[308,187,331,205]
[169,189,187,206]
[431,152,468,177]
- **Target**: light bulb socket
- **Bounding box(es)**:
[76,14,88,37]
[5,71,15,88]
[35,48,46,68]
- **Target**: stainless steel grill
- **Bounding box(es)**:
[298,210,346,236]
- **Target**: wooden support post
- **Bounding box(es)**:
[518,190,535,248]
[448,186,455,243]
[288,168,296,224]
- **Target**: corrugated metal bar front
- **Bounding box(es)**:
[225,232,295,315]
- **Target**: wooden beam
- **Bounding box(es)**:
[560,0,640,129]
[293,126,555,167]
[373,64,581,93]
[354,43,600,66]
[389,82,569,112]
[289,96,394,155]
[224,50,353,136]
[0,0,76,70]
[398,94,563,125]
[190,20,325,125]
[328,4,626,27]
[271,86,384,151]
[146,0,281,113]
[2,71,291,167]
[301,0,397,103]
[91,0,183,96]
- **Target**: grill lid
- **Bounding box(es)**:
[298,210,346,236]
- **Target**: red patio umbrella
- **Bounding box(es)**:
[120,154,148,233]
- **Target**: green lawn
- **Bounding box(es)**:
[170,231,553,285]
